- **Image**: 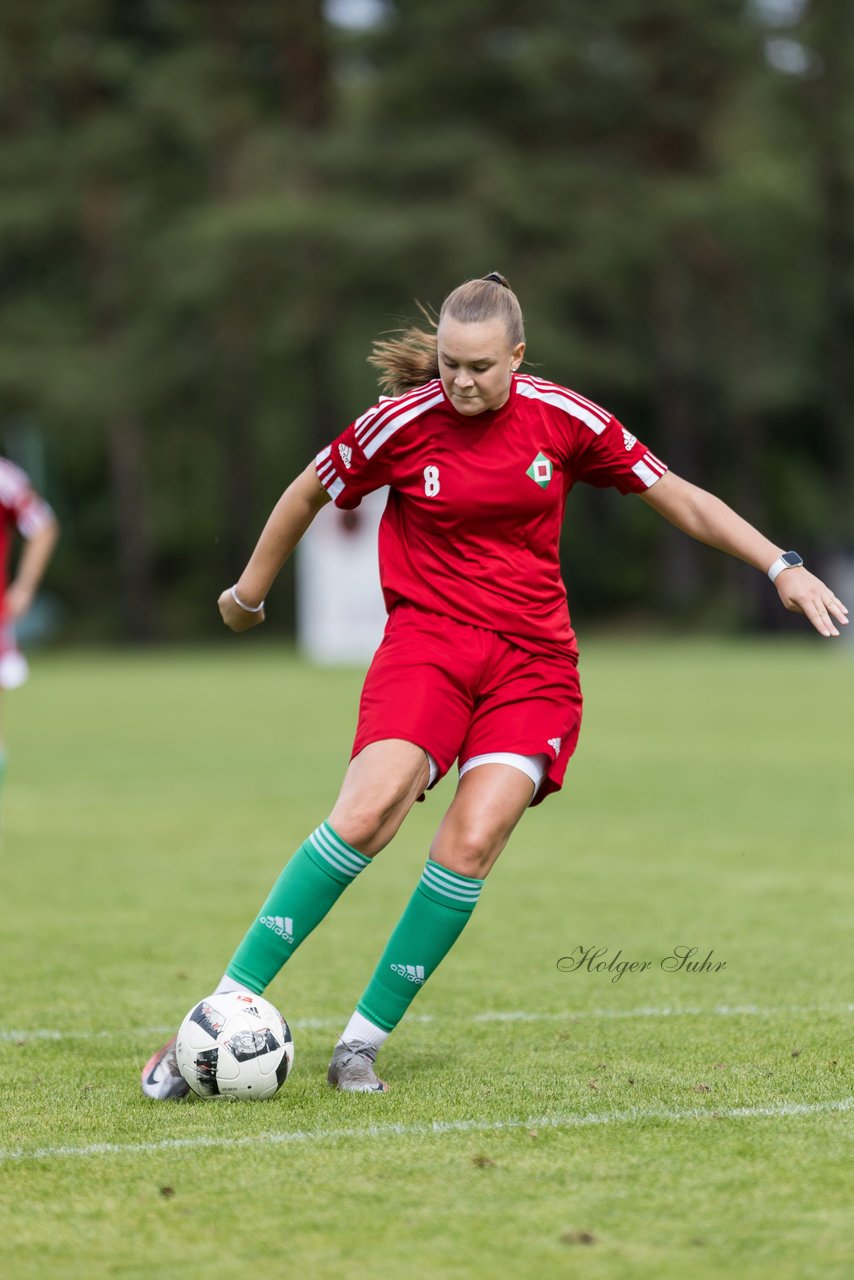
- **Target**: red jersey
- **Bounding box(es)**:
[0,458,55,599]
[315,374,667,658]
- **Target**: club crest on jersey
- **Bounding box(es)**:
[526,452,553,489]
[621,427,637,451]
[338,443,353,469]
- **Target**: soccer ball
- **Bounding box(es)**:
[175,991,294,1100]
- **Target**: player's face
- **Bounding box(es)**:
[437,317,525,416]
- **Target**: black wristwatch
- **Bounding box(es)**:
[767,551,804,583]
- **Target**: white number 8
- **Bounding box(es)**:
[424,465,441,497]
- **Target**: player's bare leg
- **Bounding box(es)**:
[429,761,538,878]
[327,739,432,856]
[143,740,430,1099]
[322,740,432,1092]
[330,761,537,1092]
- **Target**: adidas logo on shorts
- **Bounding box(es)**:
[390,963,425,985]
[260,915,295,945]
[338,443,353,469]
[621,427,638,451]
[548,737,562,756]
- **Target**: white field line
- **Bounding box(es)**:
[1,1003,852,1043]
[1,1098,851,1165]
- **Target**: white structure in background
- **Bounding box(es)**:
[297,487,389,663]
[827,554,854,648]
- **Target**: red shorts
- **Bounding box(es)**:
[351,605,583,806]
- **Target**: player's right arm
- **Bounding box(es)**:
[218,461,330,632]
[5,510,60,622]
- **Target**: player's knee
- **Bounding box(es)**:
[431,821,500,879]
[328,804,385,855]
[328,788,409,856]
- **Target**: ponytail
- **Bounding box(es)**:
[368,273,524,397]
[368,311,440,397]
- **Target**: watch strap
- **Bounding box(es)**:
[768,552,803,584]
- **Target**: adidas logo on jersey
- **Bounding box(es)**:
[548,737,562,755]
[260,915,295,944]
[338,443,353,469]
[390,962,426,985]
[621,427,638,451]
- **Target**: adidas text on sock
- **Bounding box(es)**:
[226,822,370,992]
[356,859,484,1033]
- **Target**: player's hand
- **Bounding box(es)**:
[217,587,266,632]
[3,580,34,621]
[775,569,849,638]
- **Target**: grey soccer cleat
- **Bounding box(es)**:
[141,1034,190,1100]
[327,1040,389,1093]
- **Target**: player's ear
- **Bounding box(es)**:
[511,341,525,371]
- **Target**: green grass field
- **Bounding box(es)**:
[1,639,852,1279]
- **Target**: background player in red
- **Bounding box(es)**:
[0,457,59,802]
[142,273,848,1098]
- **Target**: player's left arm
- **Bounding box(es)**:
[5,511,60,622]
[639,471,849,638]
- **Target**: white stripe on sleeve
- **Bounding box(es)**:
[642,452,667,476]
[632,459,661,488]
[362,392,445,459]
[515,380,608,435]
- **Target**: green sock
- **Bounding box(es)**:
[227,822,370,993]
[356,860,484,1032]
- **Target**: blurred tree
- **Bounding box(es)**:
[0,1,160,638]
[335,0,766,618]
[806,0,854,539]
[0,0,849,640]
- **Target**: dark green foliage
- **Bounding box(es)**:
[0,0,851,638]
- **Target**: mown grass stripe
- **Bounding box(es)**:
[1,1002,852,1042]
[2,1098,850,1165]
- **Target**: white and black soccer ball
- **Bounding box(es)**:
[175,991,294,1100]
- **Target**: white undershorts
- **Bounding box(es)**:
[425,751,550,798]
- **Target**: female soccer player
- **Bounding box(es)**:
[0,457,59,801]
[142,273,847,1097]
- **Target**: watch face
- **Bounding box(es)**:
[782,551,803,568]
